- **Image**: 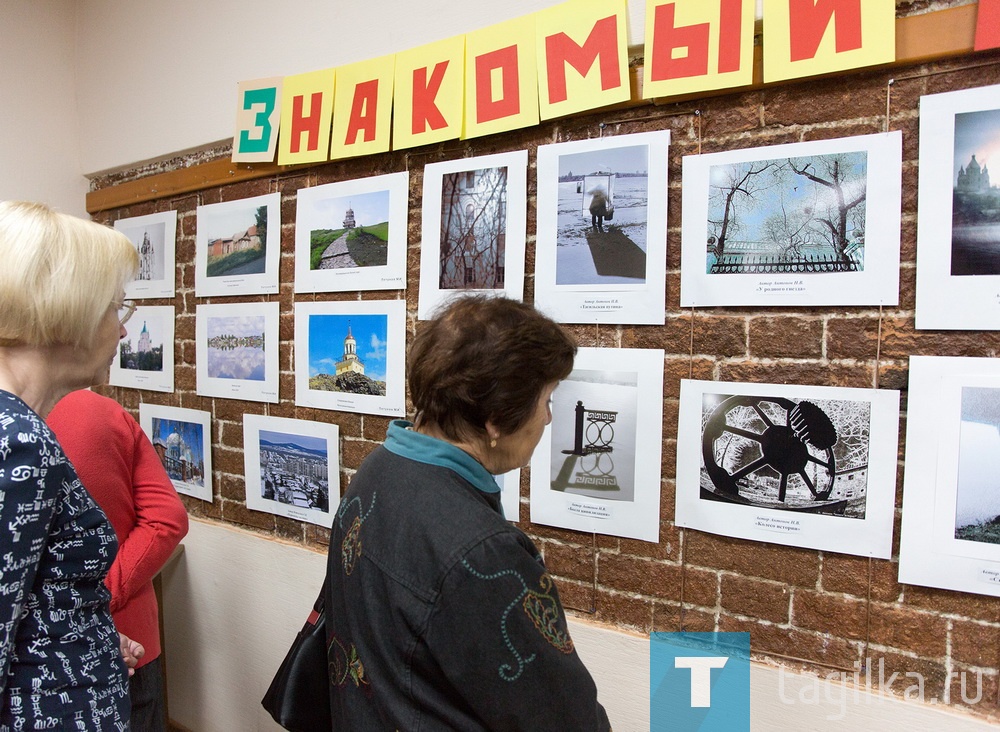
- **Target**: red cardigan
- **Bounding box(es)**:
[48,390,189,667]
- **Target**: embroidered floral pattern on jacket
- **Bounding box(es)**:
[461,559,574,681]
[337,493,376,575]
[522,573,574,654]
[329,633,370,690]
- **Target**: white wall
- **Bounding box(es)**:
[0,1,87,216]
[163,519,997,732]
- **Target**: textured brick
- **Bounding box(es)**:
[868,604,948,658]
[950,619,1000,668]
[793,589,868,640]
[721,574,790,624]
[544,542,596,584]
[598,554,680,597]
[685,530,820,587]
[748,316,823,359]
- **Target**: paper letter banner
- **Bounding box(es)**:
[537,0,631,121]
[642,0,755,99]
[762,0,895,83]
[393,36,466,150]
[975,0,1000,51]
[233,77,282,163]
[464,14,539,140]
[330,55,395,160]
[278,68,336,165]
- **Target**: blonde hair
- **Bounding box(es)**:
[0,201,139,347]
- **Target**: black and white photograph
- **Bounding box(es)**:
[699,393,871,518]
[195,192,280,297]
[139,403,213,503]
[294,299,406,416]
[244,414,339,528]
[916,85,1000,329]
[418,150,527,318]
[900,357,1000,597]
[534,131,669,324]
[108,305,174,392]
[115,210,177,299]
[294,171,408,293]
[196,302,279,403]
[530,348,664,542]
[677,380,900,558]
[681,132,901,308]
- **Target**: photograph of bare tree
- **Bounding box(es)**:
[681,132,901,308]
[706,152,867,274]
[438,166,508,289]
[418,151,527,319]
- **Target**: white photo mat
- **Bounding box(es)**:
[675,379,900,558]
[899,356,1000,596]
[418,150,528,319]
[109,305,175,393]
[534,131,670,325]
[915,84,1000,330]
[195,302,279,403]
[497,469,521,523]
[138,403,213,503]
[294,171,409,293]
[530,347,664,542]
[680,132,902,307]
[293,299,406,417]
[115,210,177,299]
[243,414,340,529]
[195,192,281,297]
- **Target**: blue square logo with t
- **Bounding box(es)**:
[650,632,750,731]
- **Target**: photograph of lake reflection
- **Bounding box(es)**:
[206,314,266,380]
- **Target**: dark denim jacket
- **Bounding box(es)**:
[325,430,611,731]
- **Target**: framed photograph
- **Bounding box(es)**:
[243,414,340,529]
[900,356,1000,596]
[294,171,408,293]
[676,379,900,558]
[108,305,174,393]
[294,299,406,417]
[496,469,521,523]
[195,192,280,297]
[196,302,279,403]
[138,403,212,503]
[534,131,670,324]
[114,210,177,299]
[915,84,1000,329]
[529,347,664,543]
[680,132,902,307]
[417,150,527,319]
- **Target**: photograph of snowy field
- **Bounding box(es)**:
[554,145,649,286]
[954,386,1000,545]
[535,132,669,325]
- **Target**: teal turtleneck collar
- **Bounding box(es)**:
[383,420,500,496]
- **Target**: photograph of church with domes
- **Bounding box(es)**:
[951,107,1000,275]
[109,305,174,392]
[139,403,212,502]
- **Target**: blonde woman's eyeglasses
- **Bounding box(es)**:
[116,300,137,326]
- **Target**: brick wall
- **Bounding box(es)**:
[92,39,1000,723]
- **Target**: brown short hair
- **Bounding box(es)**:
[408,296,576,441]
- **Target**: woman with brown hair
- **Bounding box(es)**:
[325,295,611,731]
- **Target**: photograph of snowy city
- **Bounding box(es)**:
[258,430,331,512]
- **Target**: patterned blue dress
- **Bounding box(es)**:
[0,390,129,731]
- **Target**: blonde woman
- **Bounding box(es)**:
[0,201,144,730]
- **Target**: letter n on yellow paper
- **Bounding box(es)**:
[278,68,336,165]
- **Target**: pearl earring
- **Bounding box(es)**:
[490,437,497,448]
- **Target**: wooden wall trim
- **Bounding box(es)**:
[86,3,982,215]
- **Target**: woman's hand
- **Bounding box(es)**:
[119,632,145,676]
